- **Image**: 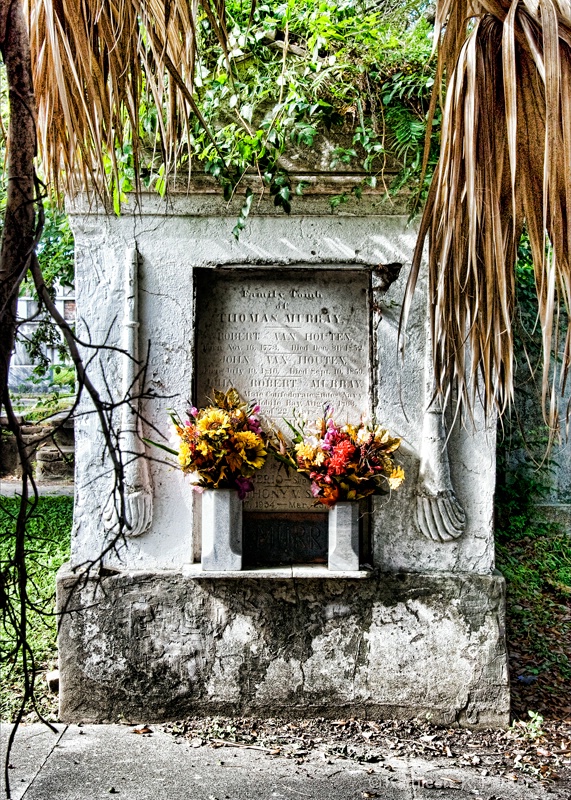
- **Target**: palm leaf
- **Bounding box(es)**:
[401,0,571,433]
[26,0,239,201]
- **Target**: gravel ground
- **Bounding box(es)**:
[163,715,571,795]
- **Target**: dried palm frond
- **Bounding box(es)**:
[401,0,571,433]
[26,0,232,201]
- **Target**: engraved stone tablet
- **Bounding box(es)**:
[243,512,328,567]
[195,269,371,516]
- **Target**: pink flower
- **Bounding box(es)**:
[235,476,254,500]
[248,416,262,434]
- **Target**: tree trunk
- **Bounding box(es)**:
[0,0,37,403]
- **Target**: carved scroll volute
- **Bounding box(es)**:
[103,246,153,537]
[416,332,466,542]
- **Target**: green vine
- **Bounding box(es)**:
[135,0,439,230]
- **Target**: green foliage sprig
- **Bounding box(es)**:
[125,0,439,229]
[0,497,73,722]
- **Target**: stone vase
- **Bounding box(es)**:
[328,501,360,571]
[201,489,243,571]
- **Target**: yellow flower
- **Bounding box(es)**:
[178,442,191,468]
[341,424,357,439]
[196,440,213,457]
[196,408,230,436]
[314,450,326,466]
[387,465,405,490]
[234,431,267,469]
[295,442,316,462]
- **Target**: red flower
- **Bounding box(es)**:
[328,439,356,475]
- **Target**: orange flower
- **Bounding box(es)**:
[320,484,340,507]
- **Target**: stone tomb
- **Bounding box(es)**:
[195,268,370,566]
[57,188,510,726]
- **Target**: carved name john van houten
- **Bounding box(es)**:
[196,269,371,513]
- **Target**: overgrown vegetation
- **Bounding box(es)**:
[0,497,72,722]
[495,235,571,720]
[13,394,75,422]
[133,0,438,225]
[497,530,571,719]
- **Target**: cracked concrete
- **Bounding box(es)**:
[62,189,505,724]
[1,724,560,800]
[57,566,509,726]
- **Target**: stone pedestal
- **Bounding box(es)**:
[328,502,360,571]
[56,565,510,727]
[201,489,243,572]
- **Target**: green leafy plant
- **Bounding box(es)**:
[0,497,73,721]
[511,711,545,741]
[186,1,437,226]
[495,235,571,719]
[30,1,438,232]
[22,395,75,423]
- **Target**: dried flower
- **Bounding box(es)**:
[274,407,404,507]
[162,388,267,498]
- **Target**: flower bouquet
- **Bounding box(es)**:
[166,388,267,499]
[151,388,267,571]
[274,406,404,572]
[275,406,405,508]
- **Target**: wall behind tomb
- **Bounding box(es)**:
[69,190,496,574]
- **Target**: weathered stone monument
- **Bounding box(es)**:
[57,176,509,726]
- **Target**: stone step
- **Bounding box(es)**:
[21,417,75,448]
[0,415,24,426]
[36,446,74,461]
[35,445,74,481]
[52,427,75,447]
[22,433,54,447]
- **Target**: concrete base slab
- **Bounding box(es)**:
[1,724,556,800]
[0,722,66,800]
[181,563,374,579]
[57,566,510,727]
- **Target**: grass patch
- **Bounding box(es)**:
[22,397,75,423]
[496,525,571,719]
[495,407,571,720]
[0,496,72,721]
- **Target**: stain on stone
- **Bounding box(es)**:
[372,262,403,293]
[57,566,509,727]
